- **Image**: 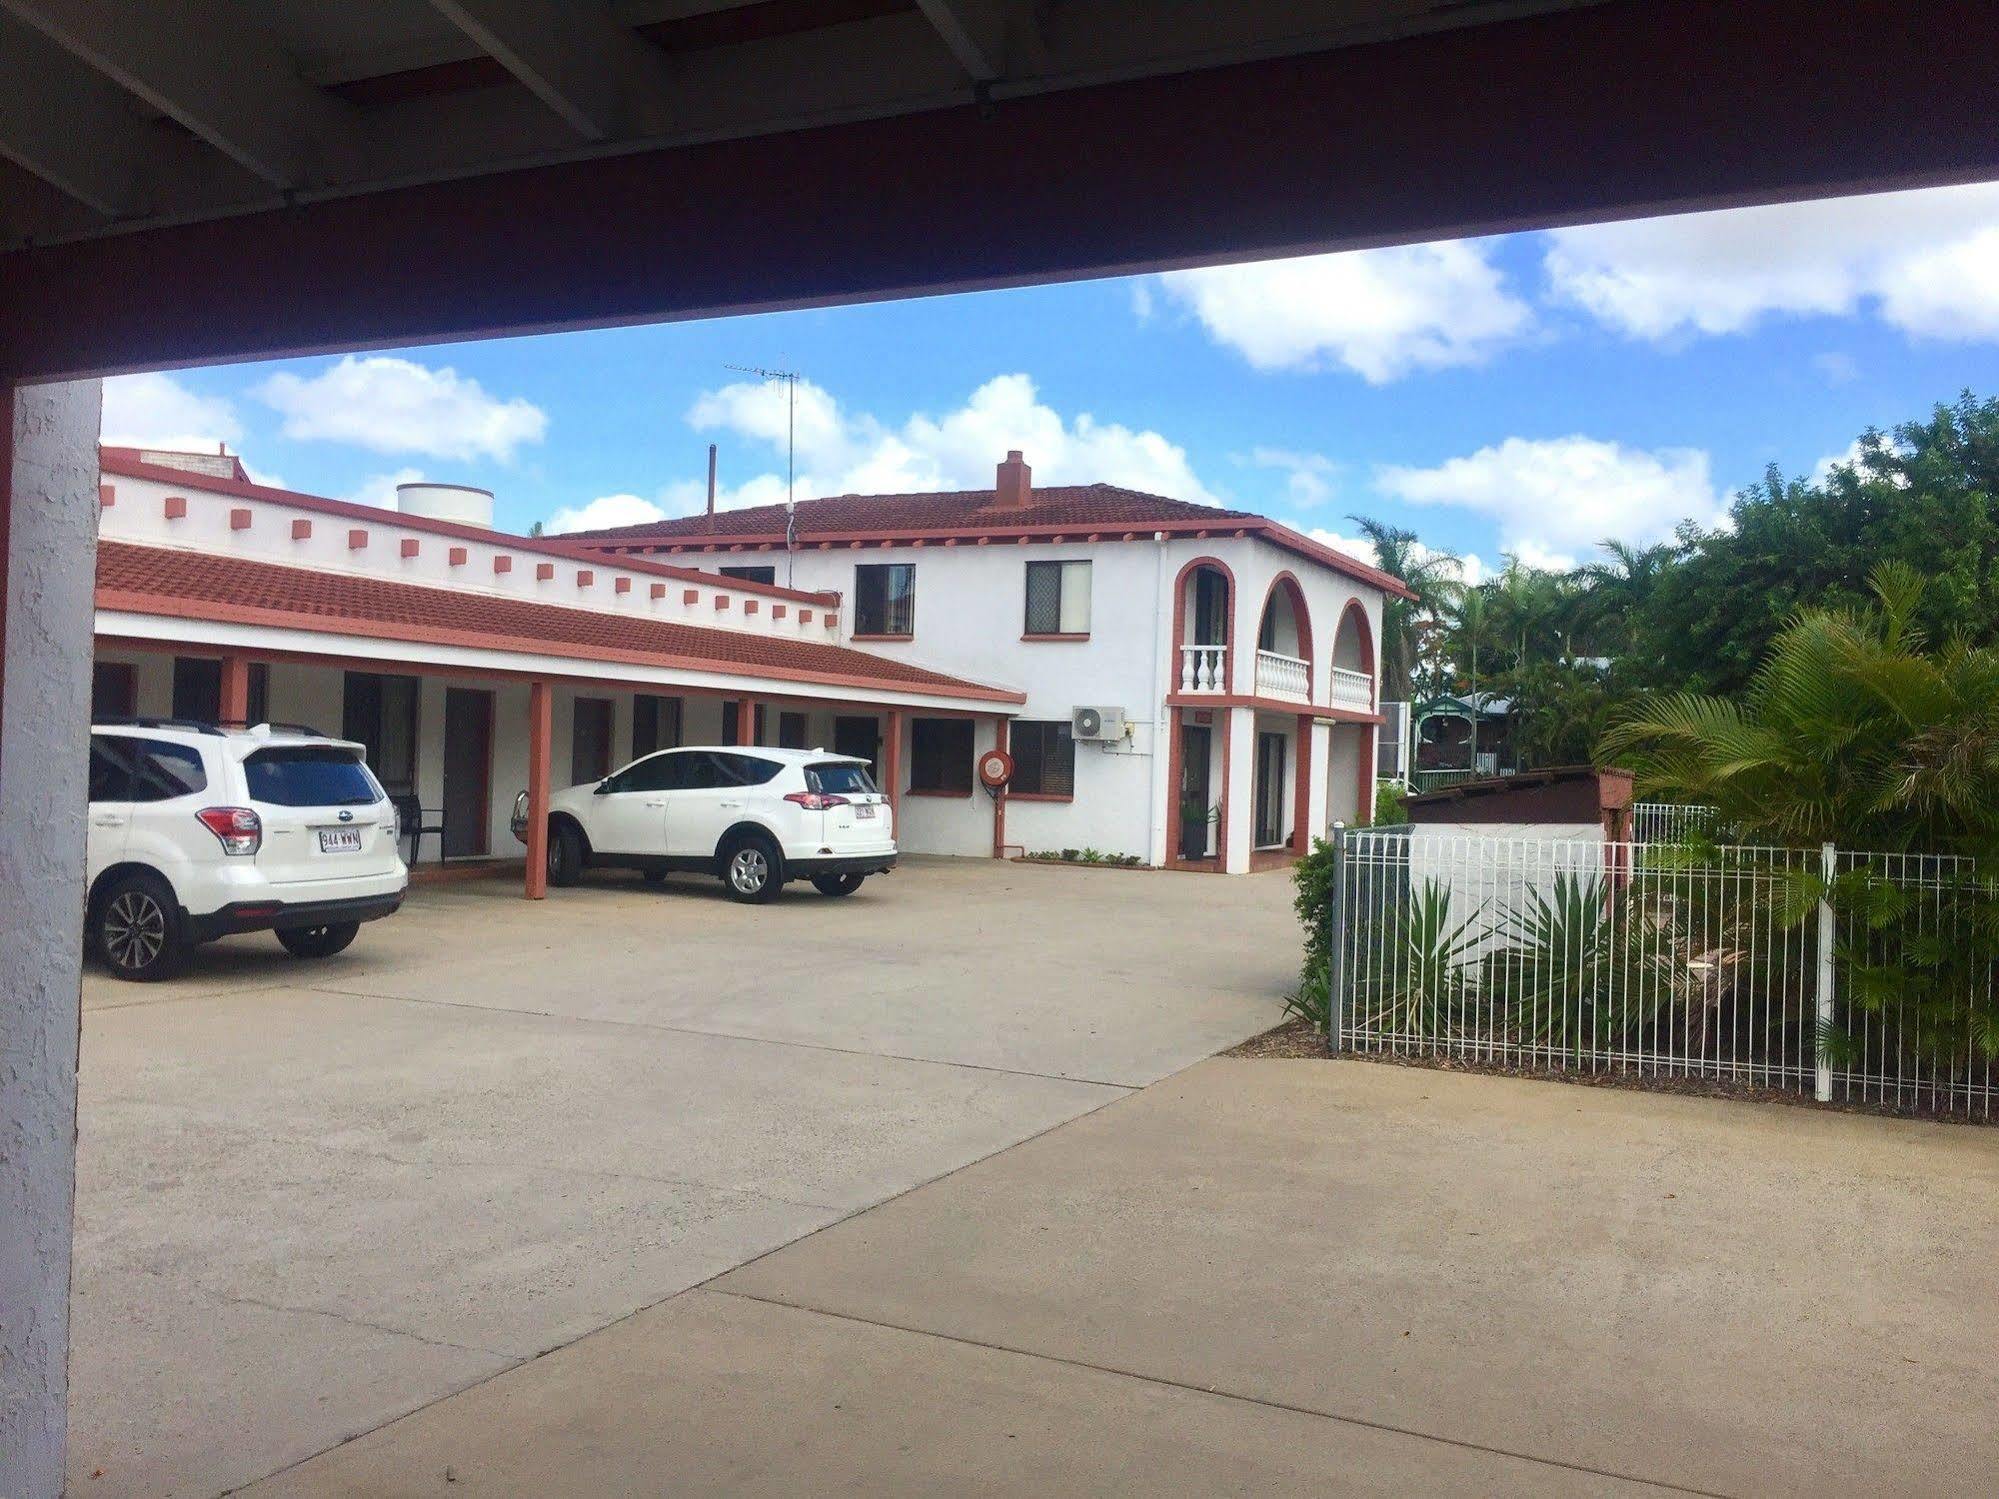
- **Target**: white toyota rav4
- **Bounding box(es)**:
[86,719,409,981]
[513,745,895,902]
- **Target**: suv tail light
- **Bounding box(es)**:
[196,806,262,855]
[784,791,850,811]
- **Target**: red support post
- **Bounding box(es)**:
[219,655,251,726]
[991,716,1009,859]
[884,709,904,829]
[1293,713,1314,856]
[735,697,755,746]
[524,680,551,900]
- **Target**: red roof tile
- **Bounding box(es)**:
[95,542,1023,705]
[563,482,1413,599]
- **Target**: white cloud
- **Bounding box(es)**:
[101,372,242,453]
[674,372,1214,510]
[346,467,427,509]
[1544,182,1999,342]
[255,355,547,463]
[1376,435,1723,559]
[546,493,669,534]
[1154,242,1532,382]
[1248,447,1337,508]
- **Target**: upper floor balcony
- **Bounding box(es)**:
[1174,560,1378,713]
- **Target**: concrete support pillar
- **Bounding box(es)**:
[524,680,551,900]
[883,708,904,828]
[1,377,101,1499]
[219,653,251,725]
[1356,720,1377,826]
[1302,720,1332,844]
[1223,705,1254,873]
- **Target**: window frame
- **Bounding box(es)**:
[632,693,683,760]
[853,562,916,639]
[342,671,420,794]
[718,564,776,585]
[1008,720,1077,800]
[1022,559,1092,639]
[908,717,975,796]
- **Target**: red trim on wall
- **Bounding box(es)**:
[734,696,755,745]
[98,482,114,508]
[772,604,786,620]
[229,508,251,531]
[799,610,813,625]
[347,528,368,550]
[576,570,594,588]
[614,576,631,594]
[493,554,512,574]
[537,562,555,581]
[650,583,666,600]
[743,598,758,614]
[219,654,251,724]
[683,589,698,604]
[1333,597,1377,707]
[163,496,187,520]
[715,595,730,610]
[401,539,421,559]
[290,519,312,541]
[885,708,905,827]
[448,547,468,566]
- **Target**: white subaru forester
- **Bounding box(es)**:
[512,745,896,902]
[86,719,408,981]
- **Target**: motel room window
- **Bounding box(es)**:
[854,562,915,637]
[1024,560,1091,636]
[572,697,615,782]
[171,657,220,722]
[1009,721,1076,798]
[92,662,137,720]
[910,717,974,794]
[719,565,776,585]
[342,672,420,794]
[632,694,683,759]
[778,711,809,749]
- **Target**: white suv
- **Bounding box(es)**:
[86,719,409,981]
[512,745,895,903]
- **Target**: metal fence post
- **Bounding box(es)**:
[1326,825,1348,1056]
[1816,841,1836,1102]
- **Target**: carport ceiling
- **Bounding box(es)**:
[0,0,1607,245]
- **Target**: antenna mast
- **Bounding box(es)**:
[724,362,801,584]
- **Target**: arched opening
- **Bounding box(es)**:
[1252,574,1313,703]
[1329,600,1374,712]
[1172,558,1235,693]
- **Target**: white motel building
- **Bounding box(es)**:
[90,446,1402,886]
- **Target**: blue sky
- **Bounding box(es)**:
[102,181,1999,579]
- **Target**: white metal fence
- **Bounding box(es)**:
[1326,828,1997,1119]
[1630,801,1722,844]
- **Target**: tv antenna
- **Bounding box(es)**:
[725,362,801,582]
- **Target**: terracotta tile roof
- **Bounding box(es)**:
[569,484,1257,541]
[564,482,1414,600]
[95,542,1023,705]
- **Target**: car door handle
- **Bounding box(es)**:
[719,800,743,809]
[644,800,667,808]
[91,814,123,826]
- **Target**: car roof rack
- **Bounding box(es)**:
[220,719,327,736]
[92,715,227,735]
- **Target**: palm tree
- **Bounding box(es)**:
[1349,516,1461,702]
[1441,583,1500,768]
[1575,538,1674,656]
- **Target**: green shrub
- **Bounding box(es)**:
[1293,835,1336,977]
[1374,782,1409,825]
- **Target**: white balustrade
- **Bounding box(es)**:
[1329,665,1374,711]
[1255,649,1311,702]
[1179,643,1227,692]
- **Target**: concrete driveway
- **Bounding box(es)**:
[251,1060,1999,1499]
[69,857,1295,1497]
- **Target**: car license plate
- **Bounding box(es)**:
[319,828,364,853]
[854,804,875,819]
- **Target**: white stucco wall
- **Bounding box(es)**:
[2,378,101,1499]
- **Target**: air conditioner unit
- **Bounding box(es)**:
[1072,706,1126,742]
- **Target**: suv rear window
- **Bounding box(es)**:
[244,746,383,807]
[806,762,878,796]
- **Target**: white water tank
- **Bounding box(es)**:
[396,481,494,528]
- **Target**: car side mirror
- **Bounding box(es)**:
[593,779,613,795]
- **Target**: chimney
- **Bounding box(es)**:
[995,449,1032,509]
[706,444,718,518]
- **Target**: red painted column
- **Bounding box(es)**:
[524,680,551,900]
[219,655,251,726]
[1293,713,1314,856]
[884,709,904,829]
[735,696,755,746]
[990,716,1009,859]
